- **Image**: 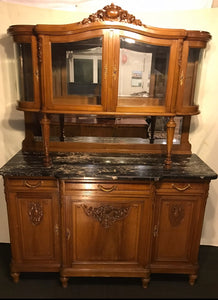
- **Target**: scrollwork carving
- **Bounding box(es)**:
[168,203,185,226]
[81,204,130,228]
[28,201,44,225]
[81,3,143,26]
[37,36,42,64]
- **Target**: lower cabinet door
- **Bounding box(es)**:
[62,196,152,277]
[151,194,205,271]
[7,191,61,271]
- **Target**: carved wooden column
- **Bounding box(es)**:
[40,113,51,166]
[165,116,176,167]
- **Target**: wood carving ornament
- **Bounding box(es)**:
[82,3,143,26]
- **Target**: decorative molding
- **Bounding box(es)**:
[28,201,44,225]
[37,36,42,64]
[169,203,185,226]
[81,3,143,26]
[178,39,183,68]
[81,204,130,228]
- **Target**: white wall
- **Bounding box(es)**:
[0,2,217,245]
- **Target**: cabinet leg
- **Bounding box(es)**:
[189,274,197,286]
[141,272,150,288]
[11,272,20,283]
[60,276,69,288]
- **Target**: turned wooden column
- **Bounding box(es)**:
[165,116,176,167]
[40,113,51,166]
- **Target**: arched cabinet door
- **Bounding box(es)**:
[37,26,180,115]
[38,29,108,113]
[115,31,179,114]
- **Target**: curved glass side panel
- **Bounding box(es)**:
[16,43,34,102]
[182,48,201,106]
[51,37,102,106]
[118,37,170,107]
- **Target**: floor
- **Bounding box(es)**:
[0,243,217,299]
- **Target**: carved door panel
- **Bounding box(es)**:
[151,195,203,264]
[62,196,151,272]
[7,191,61,268]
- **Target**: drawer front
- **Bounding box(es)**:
[6,178,58,191]
[156,181,207,195]
[63,181,152,197]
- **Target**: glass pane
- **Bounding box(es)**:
[52,37,102,106]
[183,48,201,106]
[118,37,170,107]
[16,43,34,102]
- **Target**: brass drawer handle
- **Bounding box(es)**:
[172,184,191,191]
[98,184,117,193]
[24,180,42,189]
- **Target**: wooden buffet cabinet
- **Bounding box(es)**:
[0,3,217,288]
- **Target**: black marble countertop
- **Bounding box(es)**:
[0,151,217,181]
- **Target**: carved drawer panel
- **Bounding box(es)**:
[63,181,151,198]
[156,181,207,195]
[7,178,58,191]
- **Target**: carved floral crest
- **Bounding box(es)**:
[82,204,130,228]
[81,3,143,26]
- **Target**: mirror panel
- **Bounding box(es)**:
[47,115,183,145]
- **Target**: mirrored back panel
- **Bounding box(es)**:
[45,115,183,145]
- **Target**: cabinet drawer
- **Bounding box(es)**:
[6,178,58,190]
[156,181,207,194]
[63,182,151,197]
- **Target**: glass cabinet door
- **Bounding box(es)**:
[50,37,103,110]
[117,36,172,113]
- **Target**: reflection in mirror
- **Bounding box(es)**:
[47,115,183,145]
[118,37,170,107]
[51,37,102,105]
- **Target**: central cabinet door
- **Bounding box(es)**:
[40,27,179,114]
[61,181,153,277]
